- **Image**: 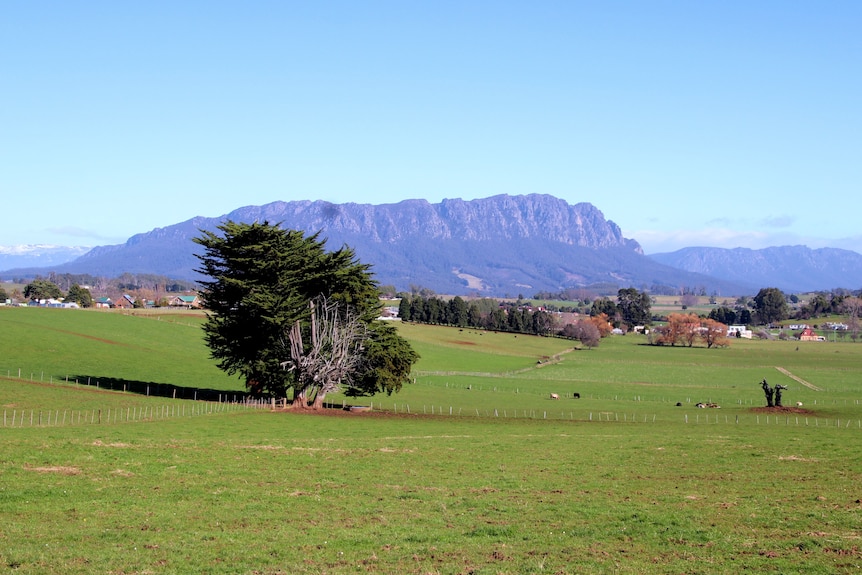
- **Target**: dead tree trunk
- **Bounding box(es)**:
[283,296,365,409]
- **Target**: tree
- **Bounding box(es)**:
[66,284,94,308]
[616,287,651,329]
[652,314,728,348]
[753,288,789,325]
[347,322,419,397]
[24,279,62,301]
[573,320,601,348]
[194,221,416,406]
[284,296,367,409]
[841,296,862,342]
[467,303,483,327]
[708,306,736,325]
[531,310,554,336]
[680,293,698,308]
[447,296,469,327]
[587,313,613,338]
[0,286,7,301]
[397,296,412,321]
[590,298,617,319]
[700,318,729,348]
[507,308,526,332]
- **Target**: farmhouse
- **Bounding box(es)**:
[168,294,201,308]
[797,327,823,342]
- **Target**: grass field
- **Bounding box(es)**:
[1,307,861,574]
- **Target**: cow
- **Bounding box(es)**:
[550,393,560,400]
[573,393,580,399]
[796,401,803,407]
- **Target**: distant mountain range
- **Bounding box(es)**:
[2,195,860,295]
[649,246,862,294]
[0,245,90,270]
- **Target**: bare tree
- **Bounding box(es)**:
[574,319,601,349]
[841,297,862,342]
[283,296,367,409]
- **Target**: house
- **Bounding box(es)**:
[797,327,821,342]
[378,306,400,320]
[94,297,113,309]
[727,325,752,339]
[168,295,201,308]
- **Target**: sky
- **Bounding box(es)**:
[2,1,860,255]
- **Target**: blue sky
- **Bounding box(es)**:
[2,1,860,254]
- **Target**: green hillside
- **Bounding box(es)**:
[2,306,861,573]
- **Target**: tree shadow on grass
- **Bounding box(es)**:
[64,375,252,403]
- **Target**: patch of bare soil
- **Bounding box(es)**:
[273,406,426,419]
[749,406,815,415]
[92,440,131,448]
[24,465,81,475]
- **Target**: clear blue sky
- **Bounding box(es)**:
[2,1,860,254]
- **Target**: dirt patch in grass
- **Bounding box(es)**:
[749,406,815,415]
[448,340,478,346]
[92,440,131,448]
[24,465,81,475]
[273,406,428,419]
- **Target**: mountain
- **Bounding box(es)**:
[0,195,751,295]
[649,246,862,293]
[0,245,90,271]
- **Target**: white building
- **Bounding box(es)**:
[727,325,752,339]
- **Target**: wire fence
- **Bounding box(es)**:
[2,400,269,428]
[362,399,862,430]
[4,366,860,430]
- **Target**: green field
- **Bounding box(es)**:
[2,307,861,574]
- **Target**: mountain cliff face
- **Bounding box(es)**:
[2,195,747,295]
[649,246,862,293]
[219,194,643,249]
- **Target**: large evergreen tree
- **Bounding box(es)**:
[194,221,416,406]
[616,287,651,329]
[24,279,62,301]
[753,287,789,325]
[66,284,94,308]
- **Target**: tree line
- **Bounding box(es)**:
[396,287,657,348]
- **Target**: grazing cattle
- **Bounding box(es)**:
[696,402,721,408]
[796,401,803,407]
[573,393,580,399]
[675,402,683,407]
[550,393,560,400]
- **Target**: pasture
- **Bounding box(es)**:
[1,306,861,574]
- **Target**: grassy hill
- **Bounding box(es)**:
[2,307,861,574]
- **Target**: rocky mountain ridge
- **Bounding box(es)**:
[2,195,857,295]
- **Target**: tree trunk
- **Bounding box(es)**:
[311,390,327,410]
[291,388,308,409]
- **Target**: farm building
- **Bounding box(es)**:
[727,325,752,339]
[168,295,201,308]
[797,327,823,342]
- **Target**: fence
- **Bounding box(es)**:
[4,367,255,403]
[2,366,269,428]
[362,399,862,430]
[1,399,270,428]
